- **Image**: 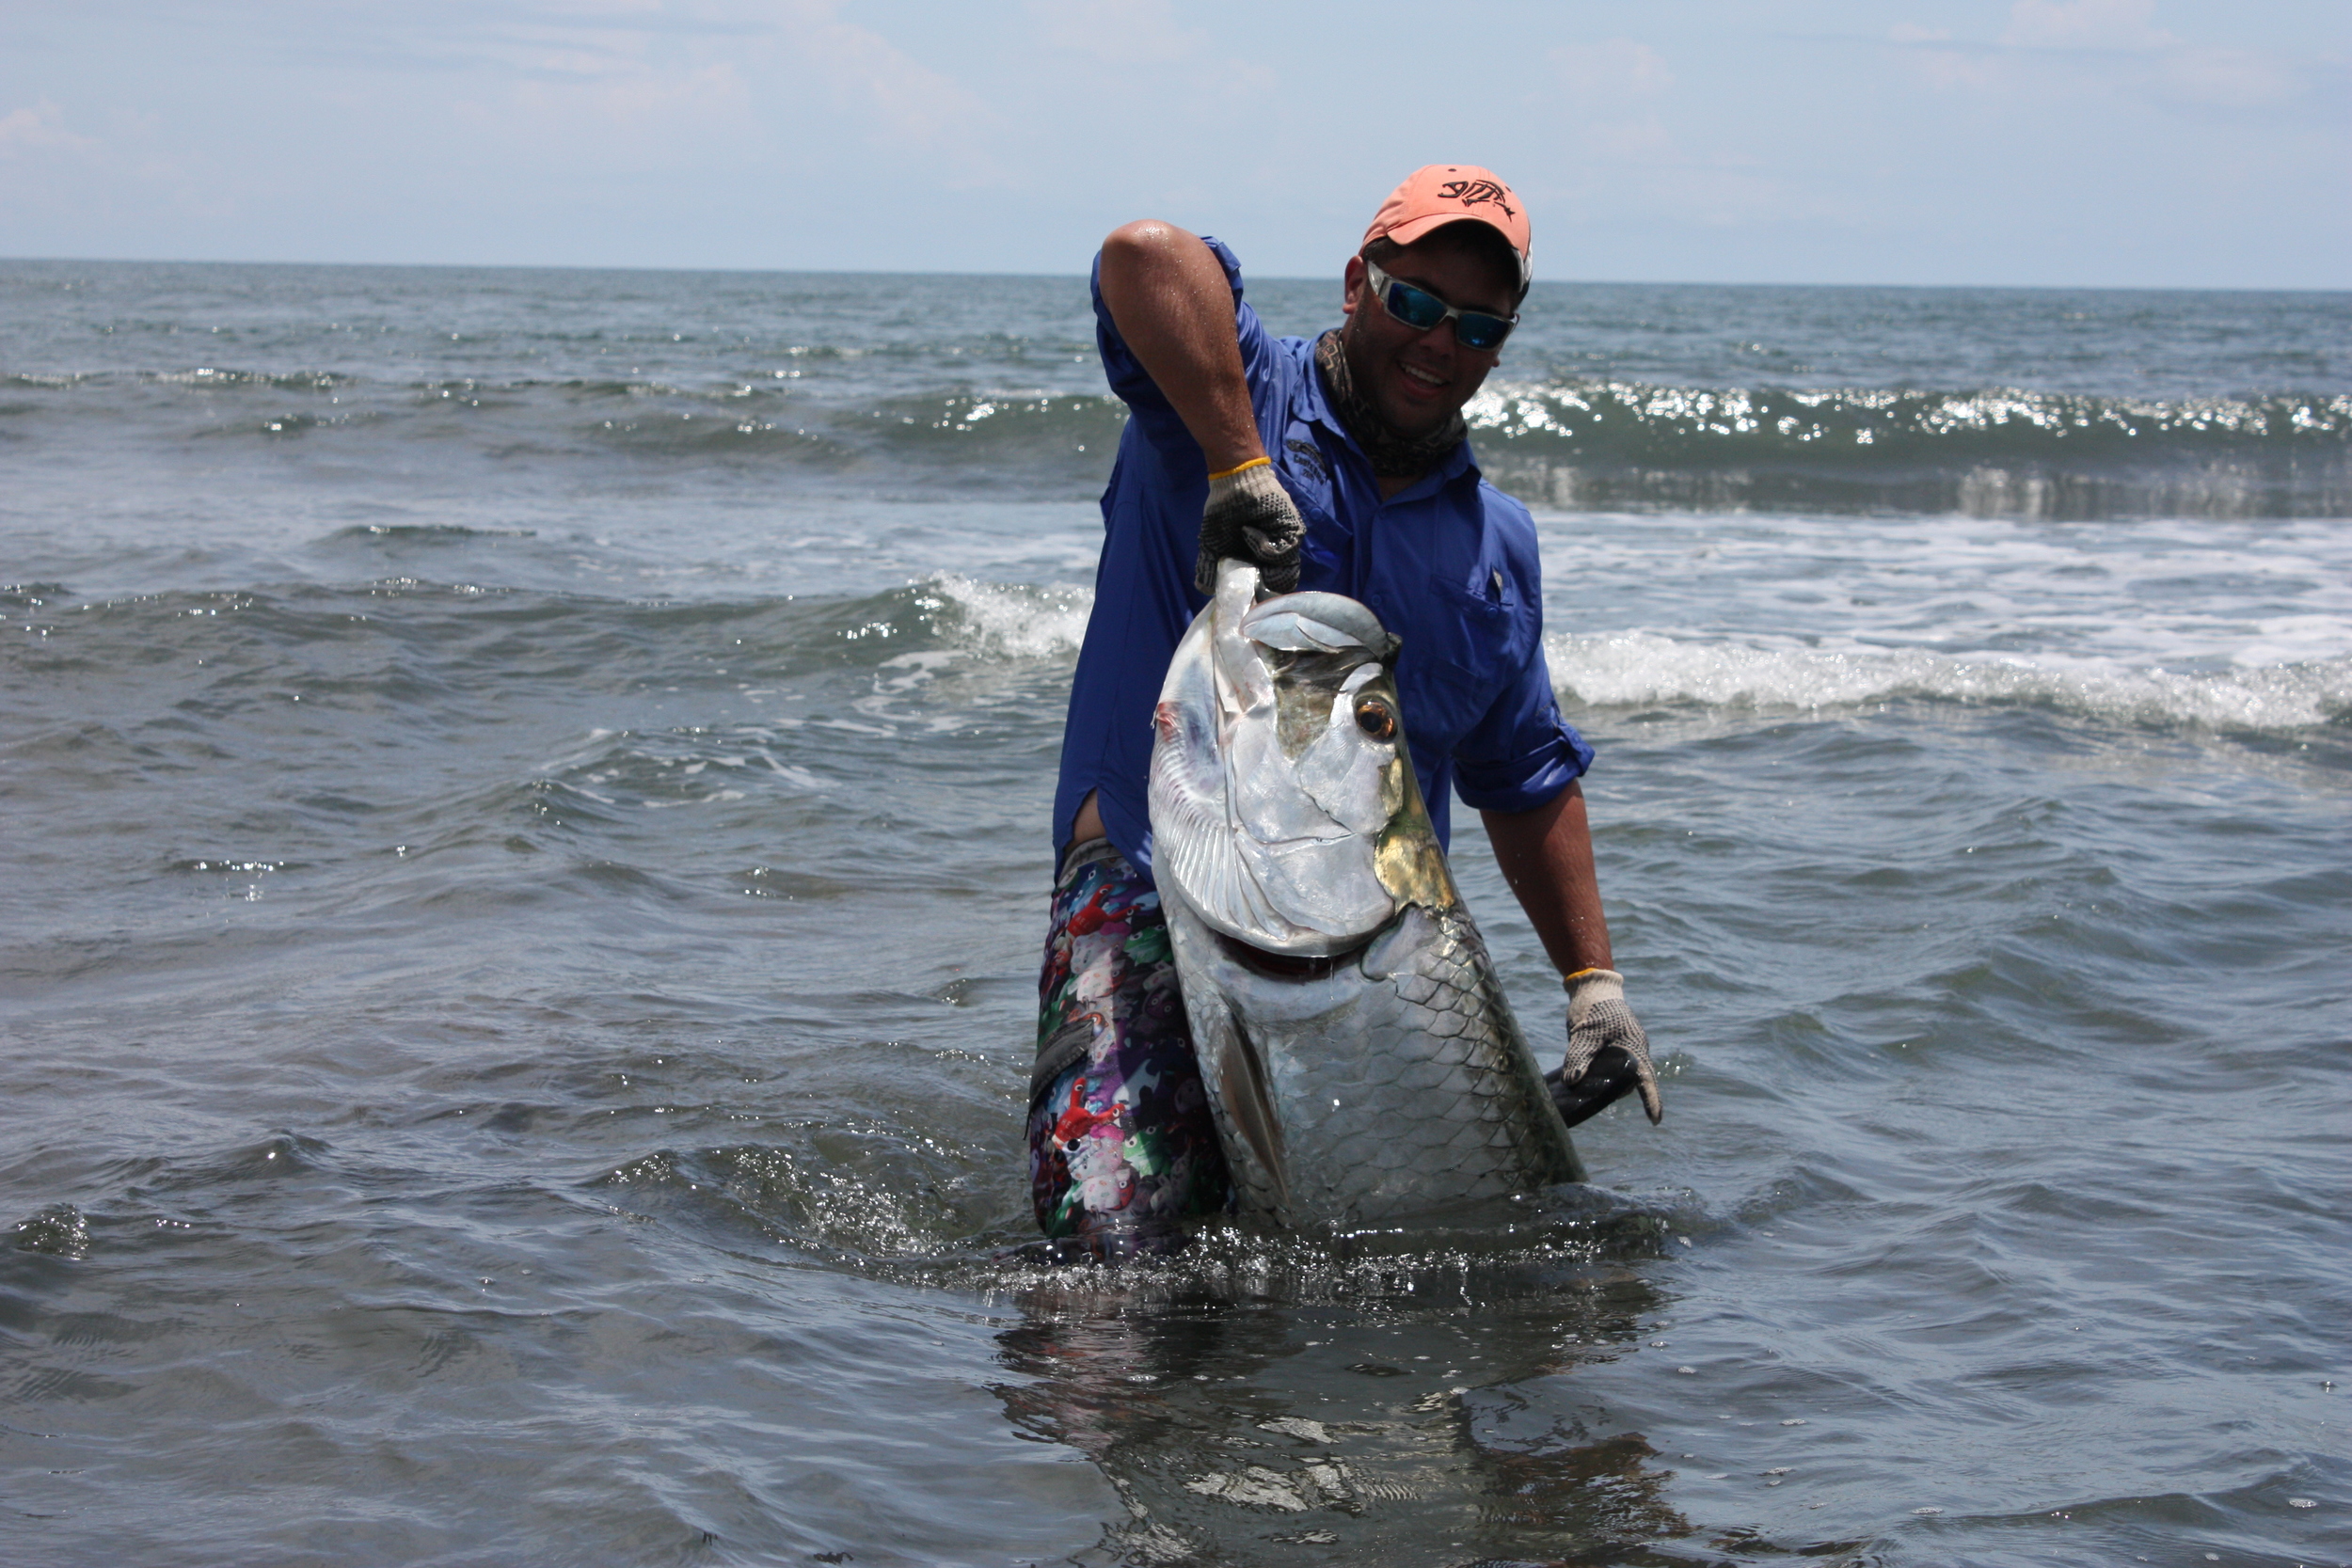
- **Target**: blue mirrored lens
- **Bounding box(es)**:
[1382,279,1449,331]
[1454,313,1511,351]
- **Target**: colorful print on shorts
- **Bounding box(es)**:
[1026,842,1229,1242]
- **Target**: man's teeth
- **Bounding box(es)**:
[1402,365,1446,388]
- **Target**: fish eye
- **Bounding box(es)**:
[1353,700,1396,740]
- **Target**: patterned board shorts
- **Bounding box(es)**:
[1026,840,1231,1245]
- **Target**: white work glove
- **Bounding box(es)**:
[1195,457,1304,595]
[1545,968,1663,1128]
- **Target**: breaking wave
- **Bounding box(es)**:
[1547,631,2351,735]
[1470,381,2352,520]
[906,574,2347,736]
[914,574,1090,660]
[15,362,2348,517]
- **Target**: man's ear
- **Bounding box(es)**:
[1341,255,1366,320]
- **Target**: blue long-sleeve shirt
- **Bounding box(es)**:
[1054,236,1594,876]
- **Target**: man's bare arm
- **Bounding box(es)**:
[1481,781,1613,977]
[1096,221,1264,475]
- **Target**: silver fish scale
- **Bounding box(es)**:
[1167,895,1585,1228]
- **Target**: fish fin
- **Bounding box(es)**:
[1240,592,1398,661]
[1359,905,1441,981]
[1241,610,1367,655]
[1210,1013,1290,1215]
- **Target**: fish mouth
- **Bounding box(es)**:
[1213,930,1373,981]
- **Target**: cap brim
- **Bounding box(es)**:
[1380,213,1531,290]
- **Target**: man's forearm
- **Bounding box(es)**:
[1098,220,1263,474]
[1482,781,1613,977]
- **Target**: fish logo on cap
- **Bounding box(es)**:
[1438,179,1516,220]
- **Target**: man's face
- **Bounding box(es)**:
[1338,227,1518,440]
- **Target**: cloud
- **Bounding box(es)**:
[0,100,98,157]
[2000,0,2174,50]
[429,16,757,179]
[1543,40,1678,159]
[2154,46,2308,109]
[385,1,1004,168]
[1531,40,1819,235]
[1897,48,1996,90]
[1549,39,1674,104]
[771,2,1001,170]
[1025,0,1204,65]
[1886,3,2312,111]
[430,1,1004,185]
[2004,0,2164,50]
[507,57,752,136]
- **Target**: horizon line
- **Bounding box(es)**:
[5,253,2348,298]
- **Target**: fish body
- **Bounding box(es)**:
[1147,560,1584,1227]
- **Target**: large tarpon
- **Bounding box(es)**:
[1147,559,1585,1228]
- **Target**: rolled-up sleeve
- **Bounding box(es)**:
[1450,638,1594,814]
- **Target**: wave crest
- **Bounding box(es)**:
[1549,629,2351,734]
[1470,381,2352,519]
[914,574,1089,660]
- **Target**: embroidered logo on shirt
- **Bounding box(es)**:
[1439,179,1516,219]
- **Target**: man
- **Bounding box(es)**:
[1029,166,1661,1250]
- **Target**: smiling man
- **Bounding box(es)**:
[1028,166,1662,1251]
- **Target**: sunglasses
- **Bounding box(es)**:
[1362,259,1518,352]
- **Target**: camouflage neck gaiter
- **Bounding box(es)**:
[1314,328,1468,482]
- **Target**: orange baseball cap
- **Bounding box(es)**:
[1361,165,1532,291]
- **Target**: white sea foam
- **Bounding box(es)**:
[918,572,1090,660]
[906,515,2352,735]
[1532,510,2352,732]
[1548,630,2350,732]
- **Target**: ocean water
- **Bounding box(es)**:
[2,259,2347,1567]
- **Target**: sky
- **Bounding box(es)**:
[2,0,2346,288]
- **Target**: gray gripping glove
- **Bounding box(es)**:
[1545,968,1664,1128]
[1195,458,1304,595]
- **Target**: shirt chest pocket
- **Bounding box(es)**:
[1404,572,1518,749]
[1278,431,1342,578]
[1277,431,1335,523]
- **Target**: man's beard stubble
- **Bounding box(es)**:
[1314,326,1470,482]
